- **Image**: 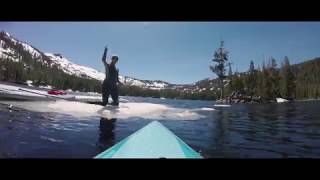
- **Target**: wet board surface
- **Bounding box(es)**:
[88,101,120,107]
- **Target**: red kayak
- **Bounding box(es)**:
[47,90,67,95]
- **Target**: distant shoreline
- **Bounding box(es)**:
[295,98,320,102]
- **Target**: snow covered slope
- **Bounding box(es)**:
[0,31,171,89]
[44,53,106,81]
[44,53,170,89]
[0,31,45,63]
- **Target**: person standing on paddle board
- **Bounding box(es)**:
[101,46,121,106]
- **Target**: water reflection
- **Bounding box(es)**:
[97,117,116,153]
[283,102,297,119]
[207,109,231,157]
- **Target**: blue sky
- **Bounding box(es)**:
[1,22,320,84]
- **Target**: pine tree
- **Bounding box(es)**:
[256,65,263,98]
[267,57,280,100]
[245,60,257,96]
[261,61,271,100]
[210,41,229,99]
[280,56,295,99]
[233,71,244,91]
[228,62,233,77]
[224,62,233,97]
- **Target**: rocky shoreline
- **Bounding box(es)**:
[216,90,294,104]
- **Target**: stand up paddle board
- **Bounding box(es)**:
[95,121,203,158]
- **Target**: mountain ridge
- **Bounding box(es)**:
[3,30,319,101]
[0,31,173,90]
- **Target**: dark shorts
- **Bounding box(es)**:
[102,79,119,105]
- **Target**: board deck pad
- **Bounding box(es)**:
[95,121,203,158]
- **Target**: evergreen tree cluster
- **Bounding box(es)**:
[119,85,216,100]
[0,56,102,92]
[226,56,320,101]
[293,57,320,99]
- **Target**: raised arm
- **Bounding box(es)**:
[102,46,108,66]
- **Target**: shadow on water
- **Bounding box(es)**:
[206,108,231,158]
[97,117,116,153]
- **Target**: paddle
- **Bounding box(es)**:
[17,88,76,100]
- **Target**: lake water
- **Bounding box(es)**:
[0,97,320,158]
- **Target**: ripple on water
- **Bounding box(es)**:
[1,99,320,158]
